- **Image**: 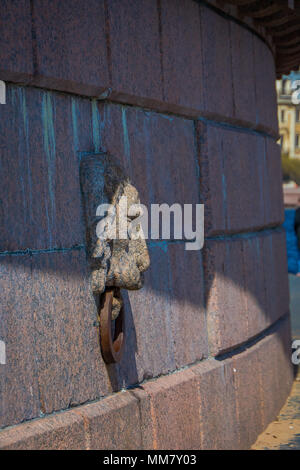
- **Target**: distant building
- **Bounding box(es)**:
[277,70,300,159]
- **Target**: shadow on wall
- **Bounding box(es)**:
[0,84,292,410]
[0,240,291,393]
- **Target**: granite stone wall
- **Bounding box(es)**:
[0,0,293,449]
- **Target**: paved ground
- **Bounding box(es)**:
[252,370,300,450]
[253,275,300,450]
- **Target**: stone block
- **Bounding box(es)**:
[264,138,285,228]
[230,21,256,126]
[0,410,85,450]
[260,230,289,325]
[32,0,109,96]
[200,5,234,119]
[77,392,141,450]
[232,343,264,449]
[142,369,201,449]
[0,0,33,83]
[113,242,207,388]
[160,0,203,111]
[242,235,268,339]
[99,103,200,212]
[258,317,293,429]
[107,0,163,104]
[0,85,87,252]
[203,238,247,355]
[253,36,278,135]
[192,359,238,449]
[196,122,266,236]
[30,250,112,415]
[0,255,40,428]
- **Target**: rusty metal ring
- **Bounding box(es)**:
[99,288,125,364]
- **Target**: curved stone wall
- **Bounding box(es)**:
[0,0,293,449]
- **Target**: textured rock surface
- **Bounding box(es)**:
[0,317,293,450]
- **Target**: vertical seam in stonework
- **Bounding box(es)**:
[257,350,265,429]
[138,387,158,450]
[261,236,268,330]
[28,254,46,417]
[193,371,205,449]
[196,0,275,60]
[198,3,206,111]
[156,0,165,102]
[129,390,147,450]
[148,394,158,450]
[262,137,267,225]
[29,0,38,76]
[166,247,176,369]
[193,120,210,358]
[198,3,206,109]
[194,121,211,357]
[251,35,257,122]
[220,139,228,232]
[240,239,249,338]
[228,22,236,118]
[232,364,241,447]
[252,34,258,126]
[199,249,209,356]
[73,410,91,450]
[193,121,202,205]
[103,0,113,84]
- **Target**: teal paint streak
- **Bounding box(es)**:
[255,237,260,257]
[92,99,101,153]
[143,114,155,204]
[220,139,228,230]
[99,103,108,151]
[121,107,132,177]
[147,240,184,252]
[71,98,79,157]
[222,173,227,227]
[257,143,265,222]
[147,240,169,253]
[21,89,33,221]
[0,244,85,257]
[42,92,56,245]
[143,109,174,122]
[262,140,268,221]
[205,227,283,242]
[12,88,26,220]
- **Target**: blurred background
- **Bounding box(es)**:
[278,68,300,339]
